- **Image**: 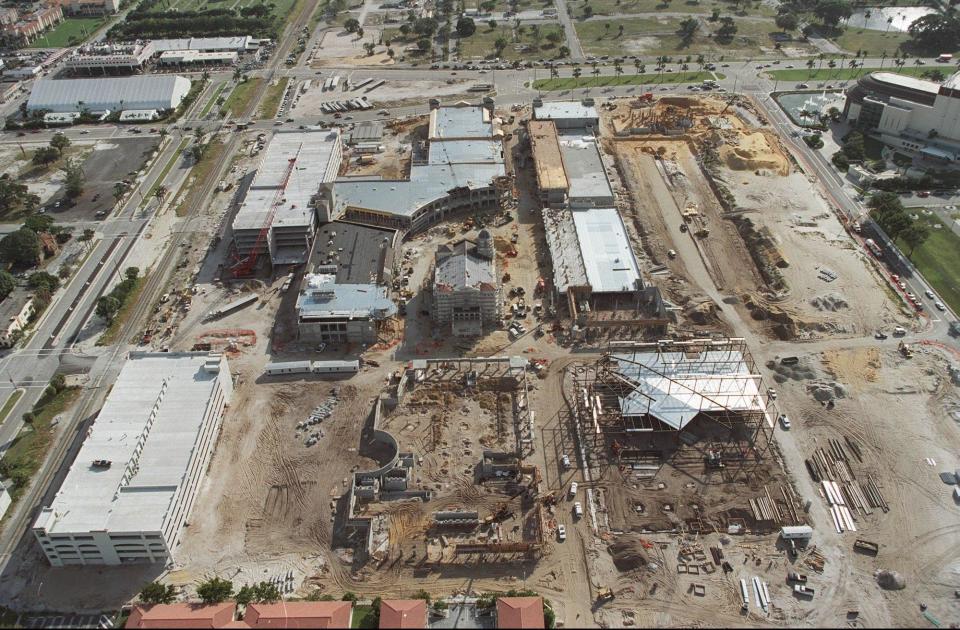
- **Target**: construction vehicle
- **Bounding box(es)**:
[787,571,808,583]
[638,92,654,102]
[853,539,879,555]
[596,586,615,602]
[793,584,815,598]
[231,149,301,277]
[899,340,914,358]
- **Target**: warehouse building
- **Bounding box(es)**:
[150,36,259,54]
[335,102,505,233]
[26,75,191,114]
[32,352,233,566]
[231,129,343,268]
[432,231,501,337]
[845,70,960,162]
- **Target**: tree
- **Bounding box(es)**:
[417,37,431,52]
[0,228,41,267]
[901,221,930,257]
[28,271,59,293]
[677,17,699,45]
[0,176,39,217]
[139,582,177,605]
[572,65,582,81]
[24,214,54,234]
[907,14,960,54]
[583,5,593,18]
[414,17,439,36]
[842,130,866,161]
[363,42,376,55]
[546,30,562,45]
[32,147,59,166]
[814,0,852,27]
[716,16,737,42]
[196,577,233,604]
[487,19,496,29]
[710,8,719,21]
[124,266,140,281]
[50,133,70,157]
[456,16,476,37]
[0,269,14,300]
[558,44,570,57]
[344,17,360,33]
[113,181,129,202]
[22,412,34,425]
[387,47,395,58]
[775,12,798,32]
[96,295,121,322]
[399,23,411,36]
[62,159,84,199]
[494,36,508,56]
[341,592,358,602]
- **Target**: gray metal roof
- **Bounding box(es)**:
[534,100,599,122]
[434,241,495,291]
[571,208,642,293]
[558,133,614,202]
[27,75,191,113]
[349,121,384,143]
[429,105,495,139]
[429,139,503,164]
[297,273,397,319]
[150,36,254,52]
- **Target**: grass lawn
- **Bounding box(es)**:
[257,77,289,119]
[96,276,146,346]
[582,0,776,17]
[200,83,227,118]
[222,78,264,118]
[28,17,104,48]
[830,27,911,56]
[459,23,565,61]
[0,386,81,503]
[143,138,189,208]
[175,139,225,217]
[767,65,936,82]
[533,70,721,89]
[490,0,548,12]
[575,16,779,58]
[896,213,960,315]
[351,605,377,629]
[381,29,431,60]
[0,390,23,427]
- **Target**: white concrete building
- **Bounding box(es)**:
[432,232,501,336]
[845,70,960,161]
[26,75,191,114]
[32,352,233,567]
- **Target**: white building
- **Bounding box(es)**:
[26,75,191,114]
[533,98,599,130]
[32,352,233,567]
[432,232,501,336]
[845,70,960,162]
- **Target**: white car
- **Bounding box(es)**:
[779,414,791,430]
[568,481,578,498]
[936,301,946,311]
[557,524,567,541]
[926,290,936,299]
[561,454,571,470]
[574,502,583,518]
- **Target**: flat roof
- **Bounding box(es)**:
[150,36,253,52]
[297,273,397,319]
[558,133,613,201]
[429,139,503,164]
[313,221,396,284]
[614,349,764,430]
[943,71,960,91]
[350,121,384,142]
[571,208,642,293]
[534,100,598,123]
[428,105,495,139]
[543,207,587,293]
[528,120,568,192]
[872,71,940,95]
[234,129,341,231]
[35,353,229,535]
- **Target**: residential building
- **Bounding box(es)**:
[126,603,237,629]
[528,119,569,208]
[232,129,343,268]
[844,70,960,162]
[26,75,191,114]
[244,602,353,628]
[496,597,545,629]
[533,98,599,129]
[32,352,233,566]
[52,0,120,16]
[379,600,427,628]
[0,4,64,46]
[0,291,34,348]
[432,232,501,336]
[334,102,506,233]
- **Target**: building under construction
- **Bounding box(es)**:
[230,129,343,274]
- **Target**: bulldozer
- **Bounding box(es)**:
[596,586,615,602]
[899,340,914,358]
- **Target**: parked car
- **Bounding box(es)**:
[574,502,583,518]
[936,301,946,311]
[568,481,578,498]
[779,414,791,430]
[557,524,567,541]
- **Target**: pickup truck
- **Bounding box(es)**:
[788,571,808,583]
[794,584,815,598]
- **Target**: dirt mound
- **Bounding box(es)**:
[718,131,790,176]
[876,569,906,590]
[766,358,818,384]
[609,537,651,572]
[684,298,720,325]
[810,293,849,312]
[807,380,848,402]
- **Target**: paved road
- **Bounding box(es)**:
[552,0,583,62]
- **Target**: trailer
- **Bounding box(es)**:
[353,77,374,90]
[330,75,341,90]
[311,360,360,374]
[265,361,312,376]
[739,578,750,610]
[853,539,879,555]
[204,294,258,321]
[780,525,813,541]
[793,584,815,598]
[323,77,332,91]
[365,79,386,92]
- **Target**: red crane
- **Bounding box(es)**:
[232,147,301,278]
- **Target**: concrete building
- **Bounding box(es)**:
[557,132,614,208]
[432,232,501,336]
[0,291,34,348]
[150,36,258,53]
[533,98,599,130]
[335,102,506,233]
[295,273,397,344]
[65,42,155,74]
[32,352,233,566]
[26,75,191,114]
[845,70,960,162]
[52,0,119,16]
[528,120,569,208]
[231,129,342,268]
[0,4,63,46]
[157,50,237,66]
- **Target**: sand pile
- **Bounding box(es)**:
[766,358,818,384]
[808,381,848,402]
[876,569,906,590]
[718,131,790,176]
[810,293,849,312]
[609,537,650,572]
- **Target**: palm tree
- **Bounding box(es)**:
[634,58,642,74]
[572,64,582,85]
[550,63,559,79]
[806,58,816,75]
[817,53,825,71]
[696,54,705,71]
[885,16,893,33]
[613,60,623,80]
[880,50,887,69]
[591,61,601,84]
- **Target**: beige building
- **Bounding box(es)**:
[0,4,63,46]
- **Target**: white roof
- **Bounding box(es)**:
[558,133,613,201]
[150,36,253,52]
[234,129,341,231]
[614,349,765,430]
[26,75,191,113]
[534,100,599,123]
[35,353,229,535]
[872,72,941,95]
[571,208,641,293]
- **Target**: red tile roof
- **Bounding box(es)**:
[126,603,237,629]
[244,601,353,629]
[496,597,545,629]
[379,600,427,628]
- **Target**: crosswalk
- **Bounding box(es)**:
[19,613,115,629]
